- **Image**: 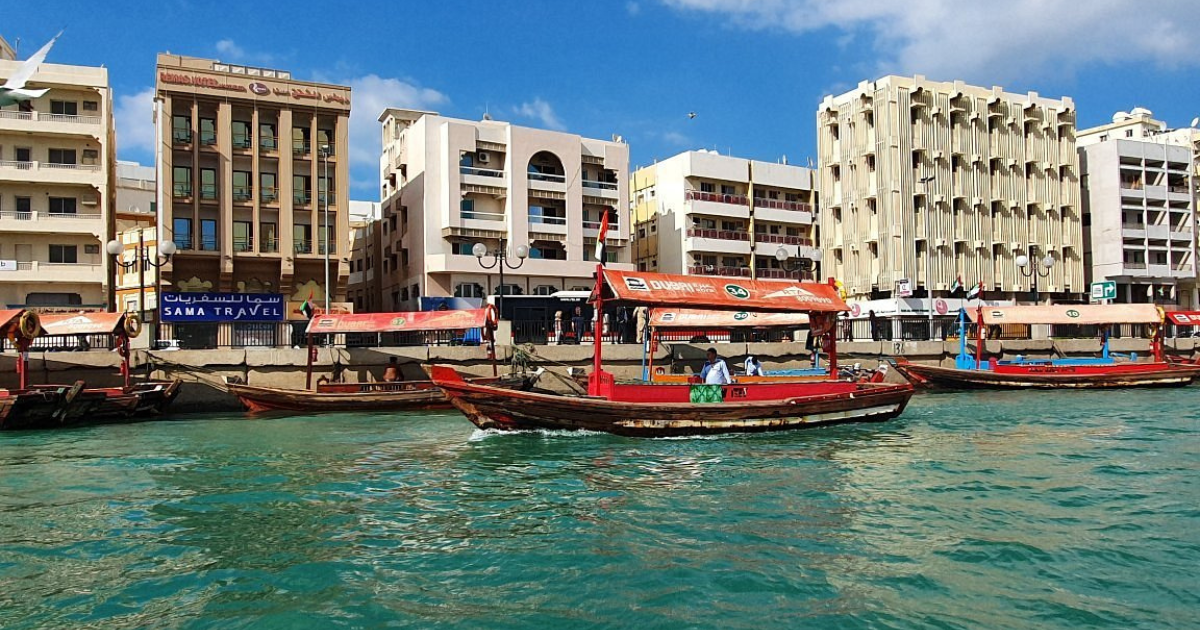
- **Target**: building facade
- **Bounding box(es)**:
[817,76,1084,305]
[112,160,160,314]
[1077,109,1197,307]
[156,54,351,303]
[630,151,819,281]
[376,109,632,312]
[0,39,115,310]
[346,200,382,312]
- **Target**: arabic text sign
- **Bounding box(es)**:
[161,293,285,322]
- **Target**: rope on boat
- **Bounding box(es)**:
[143,353,232,392]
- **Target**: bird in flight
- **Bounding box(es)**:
[687,112,697,119]
[0,32,62,107]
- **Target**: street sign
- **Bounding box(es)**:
[897,278,913,298]
[1091,281,1116,301]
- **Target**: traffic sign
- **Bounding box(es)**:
[1091,281,1116,301]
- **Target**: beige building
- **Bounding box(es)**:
[817,75,1084,304]
[156,54,351,304]
[346,200,382,312]
[0,38,114,310]
[1077,109,1197,307]
[111,160,161,314]
[376,109,632,312]
[630,150,819,280]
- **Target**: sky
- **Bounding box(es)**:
[8,0,1200,199]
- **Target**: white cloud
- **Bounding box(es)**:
[627,1,641,15]
[215,39,245,60]
[660,0,1200,84]
[514,98,566,131]
[343,74,449,189]
[114,87,156,160]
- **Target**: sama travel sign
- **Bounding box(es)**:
[161,293,286,322]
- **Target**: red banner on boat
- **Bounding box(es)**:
[305,308,494,334]
[968,304,1160,325]
[649,308,810,328]
[1166,311,1200,326]
[600,270,847,313]
[39,312,126,336]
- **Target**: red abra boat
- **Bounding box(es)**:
[432,268,914,438]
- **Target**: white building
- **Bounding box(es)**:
[377,109,632,311]
[0,37,114,310]
[630,150,819,280]
[1078,109,1197,307]
[112,160,161,314]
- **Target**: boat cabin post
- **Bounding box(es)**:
[824,278,839,375]
[589,263,607,396]
[975,306,986,370]
[14,336,30,390]
[118,331,131,390]
[305,332,316,390]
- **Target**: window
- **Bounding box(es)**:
[455,283,484,298]
[700,182,715,193]
[318,175,334,204]
[533,285,557,296]
[199,118,217,145]
[720,184,736,195]
[82,100,98,112]
[1125,129,1134,138]
[460,198,475,219]
[48,197,77,215]
[200,219,218,251]
[318,224,335,255]
[15,147,30,162]
[233,171,252,201]
[232,121,252,148]
[294,175,311,204]
[48,148,76,165]
[411,284,420,299]
[173,166,192,197]
[200,168,217,199]
[15,196,31,214]
[50,101,78,116]
[460,152,474,168]
[261,222,278,252]
[82,149,98,165]
[260,122,278,150]
[233,221,252,252]
[49,244,78,264]
[292,127,310,154]
[294,224,312,253]
[173,217,193,249]
[261,172,278,202]
[451,242,474,255]
[172,115,191,143]
[84,244,100,255]
[316,128,334,153]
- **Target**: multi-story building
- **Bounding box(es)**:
[630,150,819,281]
[817,75,1084,304]
[112,160,160,314]
[1077,109,1197,307]
[377,109,632,312]
[156,54,350,301]
[0,37,114,310]
[346,200,382,312]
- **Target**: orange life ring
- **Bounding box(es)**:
[123,313,143,338]
[17,311,40,340]
[484,304,499,328]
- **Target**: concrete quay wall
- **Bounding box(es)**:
[0,338,1193,414]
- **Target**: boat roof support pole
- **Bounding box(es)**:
[305,332,315,390]
[15,338,29,390]
[975,306,986,370]
[119,333,131,390]
[825,278,839,376]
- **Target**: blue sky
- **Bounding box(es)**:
[8,0,1200,198]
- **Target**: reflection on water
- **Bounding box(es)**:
[0,392,1198,629]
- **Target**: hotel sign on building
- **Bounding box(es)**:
[156,69,350,112]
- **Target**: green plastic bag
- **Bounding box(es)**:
[689,384,725,404]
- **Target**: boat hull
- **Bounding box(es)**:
[893,360,1200,389]
[228,376,530,414]
[2,380,184,429]
[431,366,914,438]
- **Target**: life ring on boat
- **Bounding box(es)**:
[654,366,665,376]
[1147,323,1160,340]
[123,313,143,338]
[16,311,40,340]
[484,304,499,329]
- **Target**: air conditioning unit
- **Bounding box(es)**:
[477,151,490,164]
[81,197,98,206]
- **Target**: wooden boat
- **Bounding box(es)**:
[227,307,534,414]
[432,268,914,438]
[893,304,1200,389]
[1165,311,1200,365]
[0,309,70,430]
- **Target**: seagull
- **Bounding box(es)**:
[687,112,697,119]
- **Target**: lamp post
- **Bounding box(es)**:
[774,246,822,278]
[319,144,332,314]
[1016,250,1055,304]
[473,239,528,318]
[106,229,177,343]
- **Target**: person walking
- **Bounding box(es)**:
[571,306,586,344]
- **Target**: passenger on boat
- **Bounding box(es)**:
[744,356,764,377]
[383,357,403,382]
[701,348,732,385]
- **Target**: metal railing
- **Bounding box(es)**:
[686,190,749,206]
[199,131,217,146]
[687,265,750,277]
[582,179,619,190]
[173,130,192,144]
[686,227,750,241]
[294,239,312,254]
[174,235,194,251]
[260,136,278,151]
[199,237,218,251]
[294,192,311,205]
[261,237,279,253]
[460,166,504,178]
[173,184,192,198]
[318,241,337,255]
[461,210,504,221]
[200,184,218,200]
[232,134,253,149]
[528,172,566,183]
[753,233,814,246]
[233,237,254,252]
[293,141,311,155]
[752,198,813,212]
[261,187,279,203]
[529,214,567,225]
[318,192,336,205]
[233,187,254,202]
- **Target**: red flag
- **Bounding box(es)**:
[594,209,610,265]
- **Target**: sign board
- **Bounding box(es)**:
[286,301,353,321]
[0,260,16,272]
[896,278,913,298]
[1091,281,1117,301]
[161,292,286,322]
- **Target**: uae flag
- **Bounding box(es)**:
[966,281,983,300]
[594,210,610,265]
[950,276,963,294]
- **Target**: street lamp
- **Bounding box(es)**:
[1015,251,1055,303]
[319,144,332,314]
[106,230,177,342]
[473,239,528,318]
[774,246,822,277]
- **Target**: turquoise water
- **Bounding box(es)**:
[1,390,1198,629]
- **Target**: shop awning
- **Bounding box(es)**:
[39,312,127,336]
[1166,311,1200,326]
[967,304,1160,325]
[305,308,493,334]
[649,308,810,328]
[600,269,846,313]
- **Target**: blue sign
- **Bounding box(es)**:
[161,292,285,322]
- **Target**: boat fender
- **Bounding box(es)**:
[123,313,143,338]
[17,311,40,340]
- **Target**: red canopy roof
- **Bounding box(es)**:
[39,312,126,336]
[0,309,26,337]
[967,304,1160,325]
[1166,311,1200,326]
[305,308,493,334]
[600,269,846,313]
[649,308,810,328]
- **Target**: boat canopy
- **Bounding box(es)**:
[0,309,26,337]
[1166,311,1200,326]
[967,304,1160,325]
[599,269,846,313]
[305,308,495,334]
[649,308,810,328]
[39,312,127,336]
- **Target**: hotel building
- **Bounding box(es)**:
[0,37,114,310]
[817,75,1084,304]
[376,109,632,312]
[1077,109,1197,307]
[156,54,351,303]
[630,150,819,280]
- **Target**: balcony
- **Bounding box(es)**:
[233,237,254,253]
[528,171,567,193]
[294,192,312,206]
[199,184,218,201]
[233,187,254,203]
[0,109,103,136]
[232,134,253,150]
[293,141,311,156]
[685,228,752,255]
[199,237,218,252]
[261,187,279,204]
[173,130,193,145]
[582,179,620,200]
[0,160,103,185]
[754,233,815,247]
[260,136,279,152]
[174,234,194,251]
[317,192,336,206]
[173,183,192,199]
[687,228,750,241]
[261,237,279,253]
[199,131,217,146]
[0,261,104,283]
[756,268,807,280]
[460,166,505,187]
[687,265,751,277]
[461,210,505,223]
[686,189,751,219]
[318,241,337,255]
[0,209,103,234]
[294,239,312,255]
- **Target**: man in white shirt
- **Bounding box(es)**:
[701,347,732,385]
[744,356,763,377]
